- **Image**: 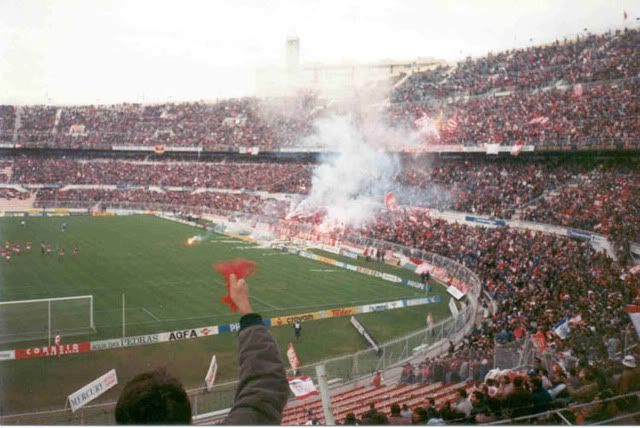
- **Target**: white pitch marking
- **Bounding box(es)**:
[142,307,162,321]
[250,295,280,310]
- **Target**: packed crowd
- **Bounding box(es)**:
[7,96,320,150]
[524,167,640,265]
[0,188,29,200]
[0,29,636,151]
[0,105,16,142]
[7,76,638,150]
[358,359,640,424]
[392,28,640,101]
[348,209,640,422]
[5,155,640,261]
[34,188,289,217]
[388,76,639,148]
[9,157,312,193]
[397,159,577,218]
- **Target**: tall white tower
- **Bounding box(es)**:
[286,36,300,77]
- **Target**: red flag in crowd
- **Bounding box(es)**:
[384,191,398,210]
[446,114,459,132]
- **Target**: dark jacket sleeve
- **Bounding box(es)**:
[221,314,289,425]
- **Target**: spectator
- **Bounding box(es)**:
[469,391,495,424]
[502,377,533,419]
[400,404,412,419]
[371,371,383,388]
[567,367,599,403]
[411,406,428,424]
[424,398,440,422]
[342,413,359,425]
[388,403,411,425]
[454,388,473,418]
[529,377,553,415]
[115,273,288,425]
[115,368,192,424]
[616,355,640,395]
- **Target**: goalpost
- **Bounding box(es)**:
[0,295,95,344]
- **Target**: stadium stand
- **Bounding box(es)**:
[391,28,640,100]
[1,29,638,151]
[1,25,640,426]
[4,154,640,263]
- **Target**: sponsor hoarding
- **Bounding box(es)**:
[16,342,91,359]
[68,369,118,412]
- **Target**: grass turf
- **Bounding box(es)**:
[0,215,450,415]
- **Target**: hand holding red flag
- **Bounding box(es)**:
[214,259,256,313]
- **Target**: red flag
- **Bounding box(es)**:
[532,331,547,352]
[384,192,398,210]
[446,114,458,132]
[214,259,256,312]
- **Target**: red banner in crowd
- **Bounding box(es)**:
[15,342,91,359]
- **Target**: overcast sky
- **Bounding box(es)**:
[0,0,637,105]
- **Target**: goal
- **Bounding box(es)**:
[0,295,95,344]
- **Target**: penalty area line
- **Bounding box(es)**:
[142,307,162,321]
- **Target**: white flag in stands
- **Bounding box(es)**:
[288,376,319,400]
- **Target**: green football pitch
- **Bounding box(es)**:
[0,215,450,415]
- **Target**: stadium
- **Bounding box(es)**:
[0,1,639,425]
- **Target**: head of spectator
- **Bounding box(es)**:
[390,403,401,417]
[343,413,358,425]
[115,368,191,425]
[411,406,428,424]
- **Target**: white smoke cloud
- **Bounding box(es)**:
[288,114,402,228]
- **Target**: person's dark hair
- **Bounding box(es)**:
[472,391,484,402]
[412,407,428,424]
[457,388,467,398]
[369,411,389,425]
[115,368,191,425]
[513,376,524,388]
[390,403,401,416]
[343,413,358,425]
[530,376,543,390]
[428,397,436,406]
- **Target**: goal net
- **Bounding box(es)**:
[0,295,95,344]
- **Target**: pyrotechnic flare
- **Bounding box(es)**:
[187,236,200,246]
